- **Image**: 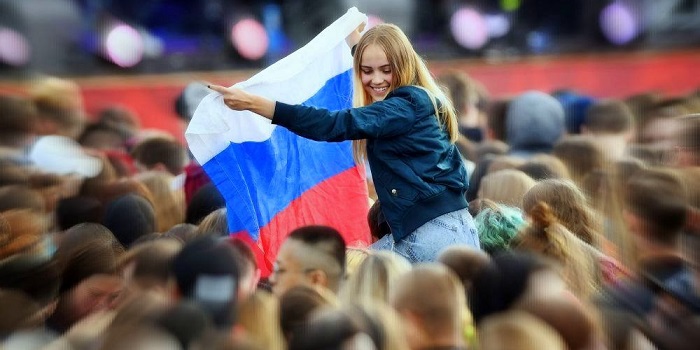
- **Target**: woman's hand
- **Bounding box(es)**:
[208,84,276,120]
[345,22,366,49]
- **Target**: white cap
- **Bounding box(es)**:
[28,135,103,178]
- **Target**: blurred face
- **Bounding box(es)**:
[62,274,123,324]
[360,44,393,103]
[269,240,313,297]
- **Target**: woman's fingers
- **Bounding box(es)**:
[207,84,229,94]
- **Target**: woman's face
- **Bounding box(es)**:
[360,44,393,103]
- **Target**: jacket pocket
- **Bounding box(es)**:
[377,170,418,201]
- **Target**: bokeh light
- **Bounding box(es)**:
[450,7,489,50]
[600,1,640,45]
[104,24,144,67]
[231,18,269,60]
[0,27,31,67]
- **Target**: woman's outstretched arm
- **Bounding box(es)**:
[208,84,276,120]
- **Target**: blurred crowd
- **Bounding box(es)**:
[0,71,699,350]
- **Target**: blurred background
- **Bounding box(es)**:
[0,0,698,137]
[0,0,699,76]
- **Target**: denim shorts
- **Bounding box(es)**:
[370,208,480,264]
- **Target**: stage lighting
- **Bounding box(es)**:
[484,13,511,38]
[230,18,269,61]
[450,7,489,50]
[0,26,30,66]
[600,0,641,45]
[102,23,144,68]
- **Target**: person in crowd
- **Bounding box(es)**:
[208,23,479,262]
[170,235,242,329]
[341,250,412,306]
[512,202,599,300]
[471,199,526,255]
[552,135,606,188]
[279,284,337,344]
[29,77,86,141]
[596,168,689,346]
[522,179,602,247]
[134,170,186,233]
[130,136,189,178]
[46,223,125,335]
[505,91,566,158]
[0,94,38,165]
[390,263,468,350]
[516,153,571,181]
[102,193,157,248]
[478,169,535,210]
[437,69,489,143]
[237,291,285,350]
[581,99,635,161]
[478,310,566,350]
[269,225,346,297]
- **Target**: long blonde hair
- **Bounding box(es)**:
[351,23,459,163]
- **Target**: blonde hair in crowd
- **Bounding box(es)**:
[351,23,459,163]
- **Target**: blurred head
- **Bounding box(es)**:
[50,223,124,332]
[30,77,86,140]
[131,136,188,176]
[341,250,412,306]
[270,225,346,296]
[552,135,606,186]
[523,179,600,246]
[506,91,565,157]
[227,238,262,301]
[473,200,526,255]
[517,295,601,350]
[478,169,535,209]
[102,193,157,248]
[171,235,241,328]
[583,99,635,136]
[513,202,598,300]
[478,310,565,350]
[673,114,700,167]
[279,285,336,342]
[195,207,228,238]
[438,245,491,292]
[237,291,285,350]
[134,171,185,233]
[0,94,38,149]
[391,263,465,349]
[469,251,564,325]
[118,239,182,297]
[624,168,687,245]
[517,153,571,181]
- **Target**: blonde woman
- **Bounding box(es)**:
[478,169,536,210]
[209,23,479,262]
[237,290,285,350]
[340,250,411,306]
[513,201,599,300]
[134,171,185,233]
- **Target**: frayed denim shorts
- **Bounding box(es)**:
[370,208,480,263]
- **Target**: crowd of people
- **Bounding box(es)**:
[2,26,700,350]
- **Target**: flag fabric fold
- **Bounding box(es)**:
[186,7,371,275]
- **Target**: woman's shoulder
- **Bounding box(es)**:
[387,86,433,107]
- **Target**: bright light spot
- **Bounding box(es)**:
[104,24,144,67]
[484,13,511,38]
[450,7,488,50]
[500,0,522,12]
[0,27,30,66]
[231,18,269,60]
[600,1,640,45]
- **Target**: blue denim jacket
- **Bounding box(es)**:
[273,85,469,241]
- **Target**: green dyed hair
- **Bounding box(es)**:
[475,204,526,255]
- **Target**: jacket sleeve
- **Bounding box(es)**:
[271,88,420,142]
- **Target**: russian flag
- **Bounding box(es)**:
[186,8,371,276]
